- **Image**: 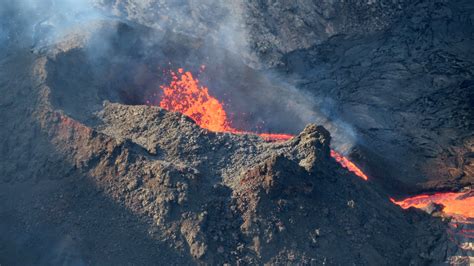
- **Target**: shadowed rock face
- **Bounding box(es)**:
[97,0,409,67]
[244,0,409,67]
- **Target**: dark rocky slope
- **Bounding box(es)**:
[0,40,454,263]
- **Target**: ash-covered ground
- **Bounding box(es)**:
[0,0,473,265]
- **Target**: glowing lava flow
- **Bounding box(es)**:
[330,150,369,181]
[391,191,474,249]
[391,191,474,219]
[258,133,294,142]
[156,68,369,181]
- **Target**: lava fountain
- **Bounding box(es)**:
[159,68,233,133]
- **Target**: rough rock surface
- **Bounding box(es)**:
[244,0,409,67]
[0,0,473,264]
[0,40,456,263]
[278,0,474,193]
[97,0,409,66]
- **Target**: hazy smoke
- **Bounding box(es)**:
[113,0,358,153]
[1,0,358,153]
[1,0,105,50]
[269,79,357,154]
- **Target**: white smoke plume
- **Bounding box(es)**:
[0,0,358,154]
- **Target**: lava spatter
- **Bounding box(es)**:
[157,68,290,139]
[159,69,232,133]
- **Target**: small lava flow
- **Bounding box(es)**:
[391,191,474,219]
[330,150,369,181]
[148,67,472,221]
[391,191,474,249]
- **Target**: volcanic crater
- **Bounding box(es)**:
[17,21,463,264]
[1,1,473,265]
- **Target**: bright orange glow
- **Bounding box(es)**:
[258,133,294,142]
[158,69,293,141]
[330,150,369,181]
[391,191,474,219]
[157,68,369,181]
[160,69,232,133]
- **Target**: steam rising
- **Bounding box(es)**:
[1,0,358,153]
[1,0,104,49]
[266,80,357,154]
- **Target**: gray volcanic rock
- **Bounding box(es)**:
[0,0,472,264]
[244,0,408,67]
[278,0,474,192]
[96,0,409,67]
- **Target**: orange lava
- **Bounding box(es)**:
[330,150,369,181]
[157,68,369,181]
[391,191,474,219]
[160,69,232,133]
[159,69,293,140]
[258,133,294,142]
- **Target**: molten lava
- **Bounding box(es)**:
[330,150,369,181]
[391,191,474,219]
[160,69,232,133]
[158,68,294,140]
[155,68,370,181]
[258,133,294,142]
